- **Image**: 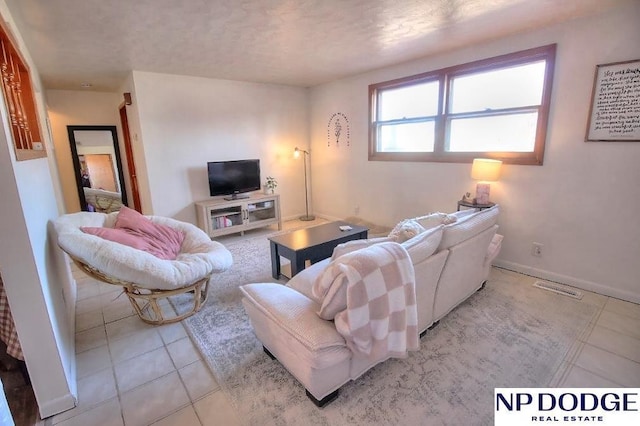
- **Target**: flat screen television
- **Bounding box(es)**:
[207,159,261,200]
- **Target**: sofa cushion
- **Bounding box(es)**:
[437,205,500,251]
[451,208,477,221]
[287,259,329,303]
[388,219,425,242]
[331,236,396,261]
[401,225,444,264]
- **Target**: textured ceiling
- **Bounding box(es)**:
[3,0,624,91]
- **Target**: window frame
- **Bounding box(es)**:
[368,44,556,165]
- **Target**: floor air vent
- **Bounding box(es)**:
[533,281,583,299]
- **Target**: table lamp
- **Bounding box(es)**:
[470,158,502,205]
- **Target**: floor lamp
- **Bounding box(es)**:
[294,147,315,221]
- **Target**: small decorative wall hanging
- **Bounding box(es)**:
[327,112,350,147]
[585,58,640,142]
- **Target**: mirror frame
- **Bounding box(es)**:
[67,125,128,211]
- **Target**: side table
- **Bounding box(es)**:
[457,200,495,211]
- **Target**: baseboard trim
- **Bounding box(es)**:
[39,392,76,419]
[493,259,640,304]
[315,213,342,222]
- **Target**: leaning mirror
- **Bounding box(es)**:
[67,125,128,213]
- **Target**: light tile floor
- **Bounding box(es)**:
[52,266,238,426]
[47,223,640,425]
[492,268,640,389]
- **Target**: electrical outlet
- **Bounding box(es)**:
[531,242,543,257]
[354,206,360,216]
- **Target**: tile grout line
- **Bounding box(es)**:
[149,330,198,426]
[103,313,127,426]
[569,350,625,387]
[579,341,640,368]
[69,263,208,425]
[550,296,607,387]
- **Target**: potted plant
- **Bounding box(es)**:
[264,176,277,194]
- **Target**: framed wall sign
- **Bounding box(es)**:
[585,59,640,142]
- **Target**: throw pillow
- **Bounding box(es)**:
[80,226,153,254]
[114,207,185,260]
[415,212,457,230]
[388,219,425,243]
[330,236,396,261]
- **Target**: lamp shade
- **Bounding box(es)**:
[471,159,502,182]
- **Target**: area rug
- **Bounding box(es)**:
[172,235,600,426]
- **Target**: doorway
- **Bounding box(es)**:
[82,154,118,192]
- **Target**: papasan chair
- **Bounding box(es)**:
[53,206,233,325]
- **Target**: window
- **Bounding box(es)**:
[369,44,556,165]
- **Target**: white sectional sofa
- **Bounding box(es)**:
[240,206,502,406]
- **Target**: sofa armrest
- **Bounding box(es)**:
[240,283,346,356]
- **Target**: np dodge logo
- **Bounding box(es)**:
[494,388,640,425]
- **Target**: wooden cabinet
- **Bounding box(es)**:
[195,194,281,238]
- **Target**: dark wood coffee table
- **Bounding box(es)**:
[268,221,369,279]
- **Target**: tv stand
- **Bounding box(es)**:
[195,193,281,238]
[223,193,250,201]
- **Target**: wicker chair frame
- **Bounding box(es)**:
[72,256,210,325]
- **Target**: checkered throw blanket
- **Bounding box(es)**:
[327,242,419,361]
[0,275,23,360]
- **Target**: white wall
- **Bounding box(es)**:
[309,2,640,303]
[0,1,76,417]
[0,148,76,418]
[46,90,124,213]
[131,71,309,222]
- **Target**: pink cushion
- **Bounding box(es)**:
[81,207,185,260]
[80,226,162,257]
